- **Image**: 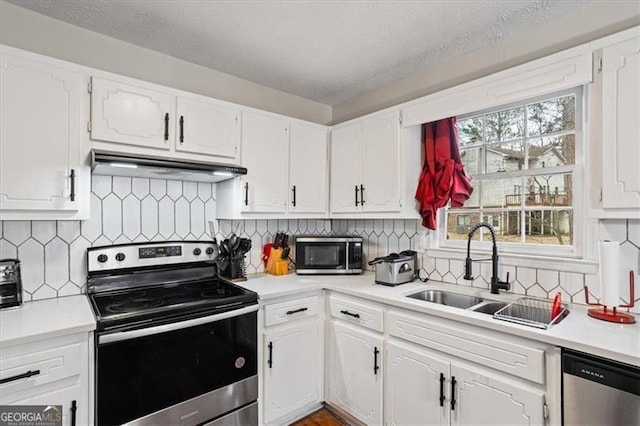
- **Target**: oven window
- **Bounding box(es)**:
[96,311,257,425]
[299,243,346,269]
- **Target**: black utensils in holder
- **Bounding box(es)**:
[218,236,252,281]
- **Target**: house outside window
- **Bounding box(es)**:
[444,89,581,252]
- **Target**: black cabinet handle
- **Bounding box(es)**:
[164,112,169,141]
[340,310,360,319]
[179,115,184,143]
[0,369,40,384]
[292,185,296,207]
[360,184,365,205]
[373,347,379,375]
[267,342,273,368]
[450,376,457,411]
[286,307,307,315]
[69,169,76,202]
[244,182,249,206]
[355,185,359,206]
[70,400,77,426]
[439,373,445,407]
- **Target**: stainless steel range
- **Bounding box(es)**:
[87,241,258,426]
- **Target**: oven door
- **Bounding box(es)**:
[295,241,347,273]
[96,305,258,426]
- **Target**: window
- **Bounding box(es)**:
[444,89,581,252]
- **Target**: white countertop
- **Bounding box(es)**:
[0,295,96,347]
[239,272,640,367]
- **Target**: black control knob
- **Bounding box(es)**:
[115,253,126,262]
[205,247,214,255]
[193,248,202,256]
[97,254,108,263]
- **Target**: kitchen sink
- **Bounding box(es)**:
[406,290,484,309]
[471,301,508,315]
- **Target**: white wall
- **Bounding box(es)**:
[0,1,332,125]
[332,2,640,123]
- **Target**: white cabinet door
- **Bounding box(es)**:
[361,111,401,212]
[601,35,640,210]
[90,77,174,150]
[289,122,328,214]
[263,321,321,424]
[241,111,289,212]
[330,123,362,213]
[2,385,86,426]
[175,96,240,159]
[386,340,450,426]
[451,363,544,426]
[328,321,383,425]
[0,51,81,212]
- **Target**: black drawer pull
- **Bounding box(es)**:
[70,400,77,426]
[355,185,359,206]
[0,369,40,384]
[244,182,249,206]
[373,346,379,375]
[292,185,296,207]
[340,310,360,319]
[451,376,457,411]
[179,115,184,143]
[286,307,308,315]
[267,342,273,368]
[360,184,365,205]
[439,373,445,406]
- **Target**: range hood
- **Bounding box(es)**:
[90,150,247,183]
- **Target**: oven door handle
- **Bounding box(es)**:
[98,304,259,345]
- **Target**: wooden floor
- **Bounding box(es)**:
[291,408,346,426]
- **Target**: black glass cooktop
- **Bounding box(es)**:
[89,278,257,331]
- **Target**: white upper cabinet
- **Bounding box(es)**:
[289,122,328,214]
[330,111,401,215]
[330,123,362,213]
[0,47,85,217]
[361,112,401,212]
[175,96,240,158]
[240,110,289,213]
[90,76,174,150]
[600,34,640,212]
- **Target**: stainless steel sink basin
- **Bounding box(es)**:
[406,290,484,309]
[471,301,508,315]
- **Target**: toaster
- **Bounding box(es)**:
[368,250,417,286]
[0,259,22,309]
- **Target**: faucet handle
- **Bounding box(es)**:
[499,272,511,291]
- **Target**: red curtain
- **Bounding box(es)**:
[415,117,473,230]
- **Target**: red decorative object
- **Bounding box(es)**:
[583,271,636,324]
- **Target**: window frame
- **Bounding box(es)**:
[438,87,585,258]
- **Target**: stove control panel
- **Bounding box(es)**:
[87,241,218,272]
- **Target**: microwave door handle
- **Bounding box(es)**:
[345,242,349,270]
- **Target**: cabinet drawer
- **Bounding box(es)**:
[264,295,319,327]
[329,294,384,333]
[387,309,546,384]
[0,333,86,402]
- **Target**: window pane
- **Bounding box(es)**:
[528,134,575,167]
[460,146,483,175]
[446,212,481,241]
[457,116,484,147]
[527,96,575,136]
[524,210,573,245]
[481,177,523,209]
[524,173,573,207]
[483,211,522,243]
[486,107,524,142]
[485,141,525,173]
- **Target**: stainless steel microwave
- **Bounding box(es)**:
[294,236,363,275]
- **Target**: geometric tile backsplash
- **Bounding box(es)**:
[1,175,638,314]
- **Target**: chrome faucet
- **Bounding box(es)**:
[463,222,510,294]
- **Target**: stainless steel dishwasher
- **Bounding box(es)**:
[563,349,640,426]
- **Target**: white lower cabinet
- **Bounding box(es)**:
[0,332,91,426]
[261,295,322,425]
[386,340,450,426]
[328,321,383,425]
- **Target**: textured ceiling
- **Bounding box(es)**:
[7,0,588,104]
